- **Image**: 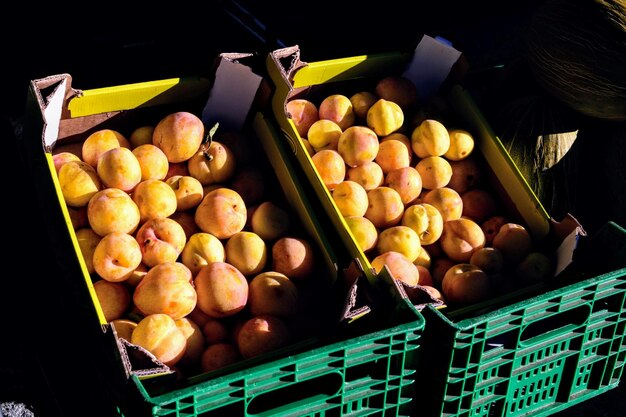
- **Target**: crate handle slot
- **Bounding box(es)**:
[246,371,343,415]
[519,304,591,347]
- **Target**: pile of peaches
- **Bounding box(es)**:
[286,75,555,309]
[53,111,325,376]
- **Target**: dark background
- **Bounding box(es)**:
[2,1,624,416]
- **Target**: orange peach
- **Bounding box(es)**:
[58,160,102,207]
[271,236,315,280]
[385,166,423,205]
[350,91,378,120]
[201,342,241,373]
[364,186,404,228]
[376,225,421,263]
[132,143,169,181]
[248,271,299,317]
[366,98,404,137]
[344,215,378,253]
[307,119,342,151]
[187,141,237,185]
[337,126,380,168]
[110,318,137,341]
[411,119,450,158]
[416,156,453,190]
[225,231,267,276]
[152,111,204,163]
[194,261,249,318]
[461,189,498,224]
[441,263,490,306]
[92,232,142,282]
[376,133,412,173]
[175,317,205,367]
[318,94,355,130]
[131,313,187,367]
[52,151,81,173]
[82,129,130,168]
[132,179,178,223]
[93,279,131,322]
[371,251,419,286]
[136,217,187,267]
[422,187,463,221]
[440,218,486,263]
[401,203,444,246]
[375,76,418,109]
[229,167,265,206]
[75,227,102,274]
[166,175,204,212]
[286,99,319,138]
[129,125,155,148]
[133,262,196,319]
[444,128,475,161]
[332,180,369,217]
[250,201,291,242]
[195,187,247,240]
[96,147,142,192]
[447,157,482,194]
[236,315,290,359]
[181,232,225,276]
[492,223,533,266]
[346,161,384,191]
[311,149,346,190]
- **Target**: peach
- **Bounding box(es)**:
[366,99,404,137]
[170,211,201,238]
[286,99,319,138]
[364,186,404,228]
[129,125,155,148]
[481,215,509,246]
[344,215,378,252]
[175,317,205,367]
[271,236,315,280]
[194,261,248,318]
[181,232,225,276]
[376,133,412,173]
[92,232,142,282]
[469,247,504,276]
[375,76,418,109]
[332,180,369,217]
[136,217,187,267]
[133,262,196,319]
[229,167,265,206]
[376,225,421,262]
[461,189,498,224]
[440,217,486,263]
[318,94,355,130]
[187,141,237,185]
[416,156,453,190]
[58,160,102,207]
[411,119,450,158]
[307,119,342,151]
[131,313,187,367]
[350,91,378,120]
[346,161,383,191]
[96,147,142,192]
[492,223,533,266]
[166,175,204,212]
[236,315,290,359]
[82,129,130,168]
[444,128,475,161]
[441,263,490,306]
[385,166,423,205]
[152,111,204,163]
[311,149,346,191]
[75,227,102,274]
[337,126,379,168]
[250,201,291,242]
[110,318,137,341]
[201,342,241,373]
[371,251,419,286]
[225,231,267,276]
[401,203,444,246]
[202,318,230,344]
[422,187,463,221]
[132,179,178,223]
[447,157,482,194]
[431,257,455,287]
[413,245,432,268]
[248,271,298,317]
[93,279,131,322]
[53,151,81,173]
[132,143,169,181]
[195,187,247,240]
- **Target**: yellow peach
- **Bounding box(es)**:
[152,111,204,163]
[286,99,319,138]
[346,161,384,191]
[332,180,369,217]
[422,187,463,221]
[225,231,267,277]
[364,186,404,228]
[444,128,475,161]
[93,279,131,322]
[318,94,355,130]
[337,126,380,168]
[195,187,247,240]
[411,119,450,158]
[133,262,196,319]
[136,217,187,267]
[376,225,421,262]
[401,203,444,246]
[92,232,142,282]
[440,218,486,263]
[415,156,453,190]
[271,236,315,281]
[58,160,102,207]
[366,98,404,137]
[132,143,169,181]
[311,149,346,191]
[132,179,178,223]
[350,91,378,120]
[250,201,291,242]
[376,133,412,173]
[413,245,432,268]
[385,166,423,205]
[344,215,378,252]
[96,147,142,192]
[371,251,419,286]
[194,261,249,318]
[181,232,225,276]
[82,129,130,168]
[75,227,102,274]
[166,175,204,212]
[187,141,237,185]
[131,313,187,367]
[307,119,342,152]
[52,151,81,173]
[248,271,298,317]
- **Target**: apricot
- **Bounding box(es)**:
[129,125,155,148]
[53,151,81,173]
[75,227,101,274]
[375,76,418,109]
[153,111,204,163]
[58,160,102,207]
[332,180,369,217]
[492,223,533,266]
[131,313,187,367]
[286,99,319,138]
[416,156,453,190]
[440,217,486,263]
[248,271,298,317]
[225,231,267,276]
[346,161,383,191]
[371,251,419,286]
[96,147,142,192]
[181,232,225,276]
[229,167,265,206]
[133,262,196,319]
[422,187,463,221]
[376,133,412,173]
[385,166,423,205]
[93,279,131,322]
[187,141,236,185]
[344,215,378,252]
[337,126,379,168]
[401,203,444,246]
[82,129,130,168]
[136,217,187,267]
[444,128,475,161]
[461,189,498,224]
[411,119,450,158]
[132,179,178,223]
[132,143,169,181]
[166,175,204,212]
[250,201,291,242]
[236,315,290,359]
[92,232,142,282]
[447,157,482,194]
[195,188,247,240]
[318,94,355,130]
[307,119,342,151]
[271,236,315,280]
[364,186,404,228]
[376,225,421,263]
[201,343,241,373]
[350,91,378,120]
[441,263,490,305]
[366,98,404,137]
[311,149,346,191]
[194,261,248,318]
[175,317,205,367]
